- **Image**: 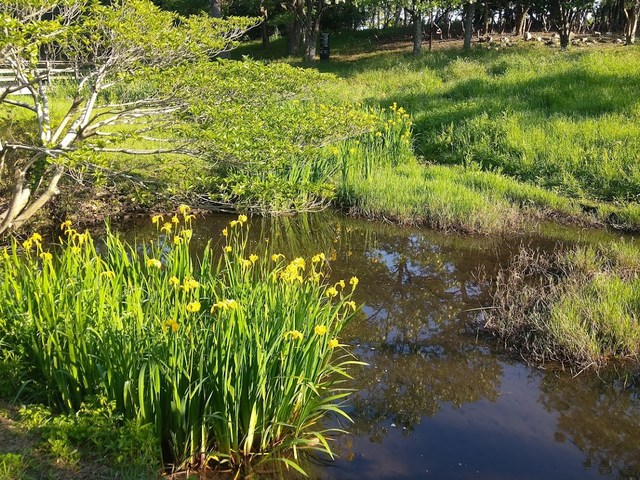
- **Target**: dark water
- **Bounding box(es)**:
[122,212,640,480]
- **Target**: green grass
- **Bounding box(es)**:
[485,242,640,368]
[0,453,26,480]
[337,158,590,234]
[236,37,640,231]
[0,211,361,474]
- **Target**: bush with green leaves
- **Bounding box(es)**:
[161,60,390,212]
[0,209,361,473]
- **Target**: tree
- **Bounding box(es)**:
[404,0,426,55]
[623,0,640,44]
[463,0,476,49]
[551,0,593,48]
[279,0,342,61]
[0,0,256,234]
[302,0,325,61]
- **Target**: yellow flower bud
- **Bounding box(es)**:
[314,325,327,336]
[186,301,201,313]
[146,258,162,269]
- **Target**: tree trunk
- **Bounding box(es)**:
[553,0,576,50]
[0,160,64,235]
[286,4,303,56]
[209,0,221,18]
[261,21,270,48]
[516,3,531,35]
[624,1,640,44]
[483,1,490,35]
[429,9,433,51]
[413,11,423,55]
[463,1,476,50]
[303,0,322,62]
[304,27,318,62]
[260,5,269,48]
[393,6,402,28]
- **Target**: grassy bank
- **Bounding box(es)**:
[5,40,640,235]
[236,37,640,232]
[484,242,640,369]
[337,158,589,234]
[5,39,639,235]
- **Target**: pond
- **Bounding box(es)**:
[122,212,640,480]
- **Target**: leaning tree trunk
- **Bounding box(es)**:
[624,1,640,44]
[463,1,476,50]
[0,152,65,235]
[413,11,423,55]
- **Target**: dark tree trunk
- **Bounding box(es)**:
[261,21,270,48]
[393,6,402,28]
[613,0,625,31]
[210,0,221,18]
[286,0,303,56]
[413,11,423,54]
[260,5,269,48]
[463,1,476,49]
[516,3,531,35]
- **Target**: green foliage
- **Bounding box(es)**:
[0,211,360,472]
[0,453,27,480]
[166,60,384,212]
[19,400,159,473]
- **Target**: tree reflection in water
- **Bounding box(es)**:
[119,211,640,479]
[539,367,640,478]
[323,224,505,441]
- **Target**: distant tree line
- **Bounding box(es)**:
[151,0,639,56]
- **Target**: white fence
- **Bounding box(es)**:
[0,61,74,95]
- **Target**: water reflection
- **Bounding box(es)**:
[539,368,640,478]
[118,211,640,480]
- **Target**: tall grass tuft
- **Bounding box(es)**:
[485,243,640,369]
[0,209,361,474]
